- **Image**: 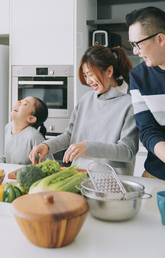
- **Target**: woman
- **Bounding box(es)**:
[29,45,139,175]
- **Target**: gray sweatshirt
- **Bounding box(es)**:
[0,123,54,165]
[45,85,139,175]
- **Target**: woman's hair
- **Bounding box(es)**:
[31,97,48,139]
[125,6,165,35]
[78,45,133,87]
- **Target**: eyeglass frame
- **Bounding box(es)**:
[128,33,160,50]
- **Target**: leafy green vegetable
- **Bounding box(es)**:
[29,165,87,194]
[16,165,45,193]
[36,159,61,177]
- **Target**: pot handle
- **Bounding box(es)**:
[75,184,82,191]
[140,193,152,199]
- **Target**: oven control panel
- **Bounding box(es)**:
[44,118,69,135]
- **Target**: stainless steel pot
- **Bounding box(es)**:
[76,178,152,222]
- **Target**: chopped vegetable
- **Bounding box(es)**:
[36,159,61,177]
[29,165,87,194]
[2,183,22,203]
[16,165,45,193]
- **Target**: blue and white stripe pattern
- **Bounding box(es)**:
[130,61,165,179]
[132,90,165,126]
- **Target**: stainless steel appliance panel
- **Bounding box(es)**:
[11,65,74,134]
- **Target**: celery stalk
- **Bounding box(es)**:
[47,175,78,191]
[55,172,87,193]
[29,165,80,193]
[38,165,78,190]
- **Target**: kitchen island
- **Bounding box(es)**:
[1,163,165,258]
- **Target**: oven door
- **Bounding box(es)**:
[17,77,70,118]
[12,75,74,119]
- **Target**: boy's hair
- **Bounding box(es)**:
[31,97,48,139]
[125,6,165,35]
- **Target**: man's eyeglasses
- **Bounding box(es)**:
[128,33,160,50]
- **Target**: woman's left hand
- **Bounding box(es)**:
[63,142,86,163]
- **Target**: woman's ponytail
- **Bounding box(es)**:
[112,47,133,85]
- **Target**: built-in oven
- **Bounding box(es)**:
[11,65,74,136]
[11,65,74,166]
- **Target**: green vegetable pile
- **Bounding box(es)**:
[36,159,61,177]
[2,160,87,204]
[29,165,87,194]
[16,165,45,194]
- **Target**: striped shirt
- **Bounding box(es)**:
[130,61,165,179]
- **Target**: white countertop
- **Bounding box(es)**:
[1,163,165,258]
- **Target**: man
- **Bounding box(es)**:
[125,6,165,179]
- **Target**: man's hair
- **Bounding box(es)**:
[125,6,165,35]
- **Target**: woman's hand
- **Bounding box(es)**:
[63,142,86,163]
[29,143,49,165]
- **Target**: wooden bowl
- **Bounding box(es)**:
[11,191,89,248]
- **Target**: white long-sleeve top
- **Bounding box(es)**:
[0,123,54,165]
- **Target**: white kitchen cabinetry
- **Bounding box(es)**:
[0,0,9,35]
[134,143,147,177]
[10,0,74,65]
[10,0,97,66]
[10,0,97,105]
[74,0,96,102]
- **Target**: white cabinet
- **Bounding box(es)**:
[10,0,74,65]
[10,0,97,105]
[0,0,9,35]
[10,0,97,68]
[74,0,97,102]
[134,143,147,177]
[134,152,147,177]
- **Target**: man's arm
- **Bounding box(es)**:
[154,141,165,163]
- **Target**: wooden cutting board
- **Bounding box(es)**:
[8,168,20,180]
[8,164,32,180]
[8,166,87,180]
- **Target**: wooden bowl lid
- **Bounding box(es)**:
[11,191,89,221]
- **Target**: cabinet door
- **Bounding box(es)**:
[10,0,74,65]
[0,0,9,34]
[134,152,147,177]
